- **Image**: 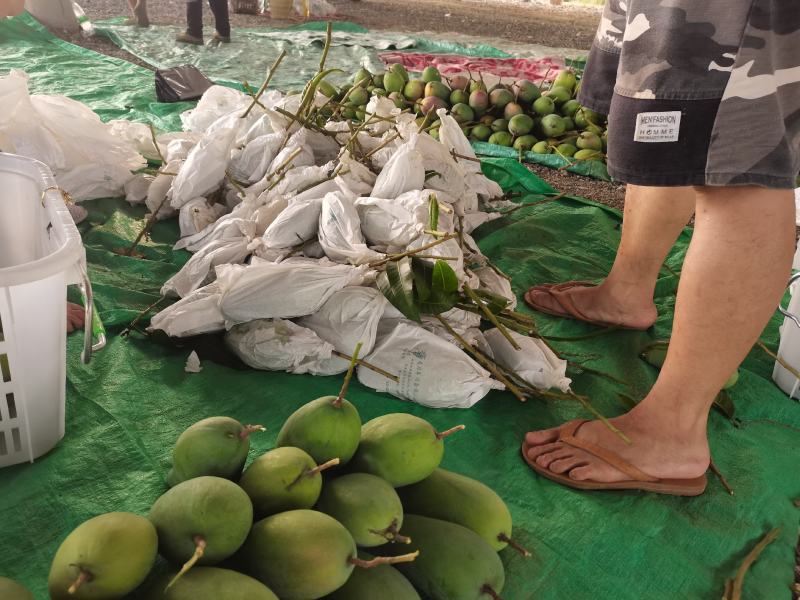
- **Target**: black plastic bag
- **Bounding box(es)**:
[155,65,214,103]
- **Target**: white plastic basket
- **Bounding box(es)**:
[0,153,104,467]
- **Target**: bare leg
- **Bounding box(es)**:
[526,186,794,483]
[526,184,695,329]
[126,0,149,26]
[67,302,85,334]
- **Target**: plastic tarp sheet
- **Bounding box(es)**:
[0,13,191,131]
[0,15,798,600]
[0,158,798,599]
[93,18,512,91]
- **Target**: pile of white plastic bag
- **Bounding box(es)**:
[113,82,571,408]
[0,70,146,199]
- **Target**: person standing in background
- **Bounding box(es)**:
[176,0,231,45]
[125,0,149,27]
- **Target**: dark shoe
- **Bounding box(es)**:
[122,16,149,27]
[176,32,204,45]
[212,31,231,43]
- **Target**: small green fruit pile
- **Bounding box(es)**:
[330,63,607,162]
[41,353,527,599]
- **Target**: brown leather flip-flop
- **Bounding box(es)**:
[521,420,708,497]
[523,281,650,331]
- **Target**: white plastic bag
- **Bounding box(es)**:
[164,137,199,163]
[148,283,225,337]
[171,126,237,208]
[319,191,383,264]
[176,214,255,252]
[436,108,480,174]
[484,328,571,392]
[355,196,424,250]
[217,258,370,323]
[267,128,316,175]
[228,132,282,184]
[226,319,335,374]
[146,159,183,220]
[124,174,153,205]
[56,163,135,201]
[179,198,227,238]
[262,197,322,249]
[298,286,388,374]
[357,320,503,408]
[370,138,425,199]
[181,85,252,133]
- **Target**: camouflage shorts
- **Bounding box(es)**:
[579,0,800,189]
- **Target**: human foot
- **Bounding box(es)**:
[524,281,657,330]
[67,302,85,333]
[524,413,710,485]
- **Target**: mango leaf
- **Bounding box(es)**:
[419,290,459,315]
[428,193,439,231]
[377,257,420,322]
[432,259,458,295]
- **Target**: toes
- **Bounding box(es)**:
[548,456,587,475]
[568,466,593,480]
[536,449,573,469]
[525,442,562,461]
[525,429,560,446]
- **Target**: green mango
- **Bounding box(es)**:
[533,95,556,116]
[490,118,509,133]
[544,85,571,105]
[422,66,441,83]
[508,114,533,136]
[322,554,420,600]
[470,124,492,142]
[240,510,417,600]
[317,80,337,98]
[353,68,372,88]
[149,476,252,583]
[384,71,405,94]
[488,132,513,147]
[577,131,603,151]
[48,512,157,600]
[316,473,407,547]
[390,63,409,83]
[532,141,552,154]
[398,469,528,554]
[0,577,34,600]
[383,515,505,600]
[166,416,264,487]
[425,81,451,101]
[512,79,540,104]
[541,114,566,138]
[276,396,361,465]
[488,88,514,110]
[372,72,385,88]
[553,69,578,92]
[143,567,277,600]
[573,148,605,161]
[349,414,464,486]
[240,446,338,517]
[561,99,581,117]
[513,135,539,151]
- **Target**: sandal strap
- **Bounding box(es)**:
[559,420,659,483]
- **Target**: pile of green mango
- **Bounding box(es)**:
[321,62,607,162]
[29,357,527,600]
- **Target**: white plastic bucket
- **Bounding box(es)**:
[0,153,103,467]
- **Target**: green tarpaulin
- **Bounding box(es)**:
[1,14,799,600]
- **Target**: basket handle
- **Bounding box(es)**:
[778,272,800,329]
[79,267,106,364]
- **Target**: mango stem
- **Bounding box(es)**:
[166,536,207,591]
[240,424,266,439]
[497,533,531,557]
[67,569,92,594]
[306,458,340,477]
[481,584,503,599]
[370,519,411,544]
[349,551,419,569]
[435,424,465,440]
[333,342,362,409]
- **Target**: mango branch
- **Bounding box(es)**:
[318,22,333,72]
[349,552,419,569]
[709,460,734,496]
[333,342,362,408]
[166,536,207,591]
[331,350,398,382]
[240,425,266,439]
[435,425,465,440]
[242,49,287,119]
[497,533,530,558]
[463,284,520,350]
[68,569,92,595]
[723,528,781,600]
[435,315,527,402]
[370,234,457,268]
[148,124,164,163]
